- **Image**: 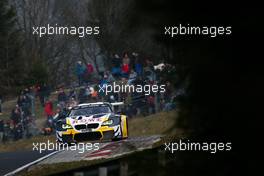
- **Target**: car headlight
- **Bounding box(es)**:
[102,120,113,126]
[62,124,72,129]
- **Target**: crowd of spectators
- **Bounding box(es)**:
[74,51,180,117]
[0,51,181,143]
[0,85,51,142]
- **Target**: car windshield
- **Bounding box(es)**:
[68,105,112,117]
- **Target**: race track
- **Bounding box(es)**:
[5,135,162,176]
[0,150,54,176]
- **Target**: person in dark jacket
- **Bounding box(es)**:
[111,54,122,78]
[78,87,87,104]
[0,119,4,143]
[58,88,68,108]
[76,61,86,86]
[11,105,21,126]
[68,87,77,100]
[134,57,143,77]
[0,95,3,115]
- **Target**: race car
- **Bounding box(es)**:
[55,102,128,143]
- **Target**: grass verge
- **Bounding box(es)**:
[0,111,178,152]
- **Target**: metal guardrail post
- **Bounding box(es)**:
[99,167,108,176]
[120,161,128,176]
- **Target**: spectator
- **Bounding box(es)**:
[134,58,143,77]
[99,75,108,97]
[68,97,78,108]
[13,123,23,140]
[58,88,68,108]
[96,51,106,78]
[44,99,53,119]
[90,87,99,101]
[17,95,24,107]
[106,71,115,83]
[43,99,54,133]
[147,94,156,114]
[121,63,130,78]
[22,88,30,95]
[131,52,138,68]
[42,83,51,103]
[68,87,77,100]
[129,69,137,79]
[3,121,11,141]
[120,52,130,78]
[128,69,137,85]
[100,74,109,86]
[122,52,130,65]
[28,86,36,117]
[0,119,4,143]
[86,62,94,75]
[76,61,86,86]
[111,54,122,78]
[78,87,87,104]
[11,105,21,126]
[37,84,50,107]
[21,95,31,116]
[84,62,94,83]
[145,57,154,70]
[54,105,68,121]
[85,86,91,98]
[108,94,116,103]
[112,54,122,67]
[0,95,2,115]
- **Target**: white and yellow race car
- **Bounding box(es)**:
[55,102,128,143]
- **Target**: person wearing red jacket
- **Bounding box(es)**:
[86,62,94,74]
[44,99,53,119]
[121,63,130,78]
[85,63,94,83]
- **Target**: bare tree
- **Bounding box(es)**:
[10,0,89,85]
[86,0,164,60]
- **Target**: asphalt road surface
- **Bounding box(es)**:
[0,150,54,175]
[0,136,162,175]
